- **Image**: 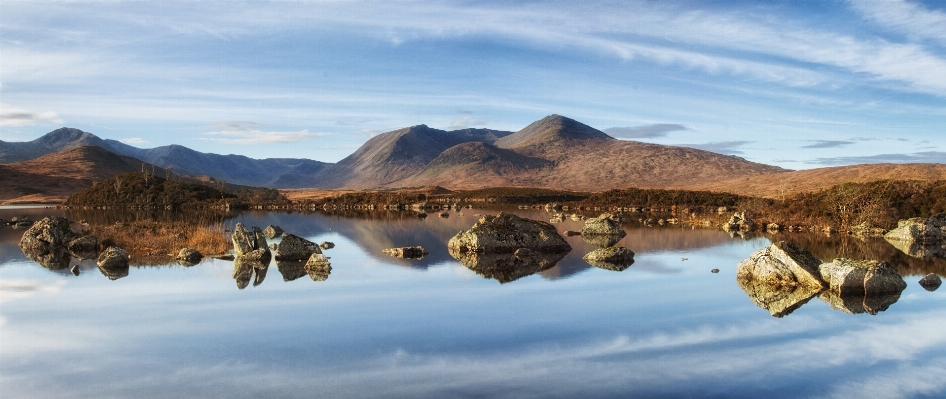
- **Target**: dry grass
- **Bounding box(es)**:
[89,219,232,261]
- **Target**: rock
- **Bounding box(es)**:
[448,212,571,254]
[766,223,781,232]
[176,248,203,261]
[242,248,272,264]
[849,222,886,238]
[439,211,450,218]
[275,260,307,282]
[274,234,321,261]
[582,247,635,271]
[918,274,942,291]
[11,216,33,227]
[545,203,562,211]
[514,248,536,257]
[580,213,626,236]
[320,241,335,249]
[563,230,581,236]
[711,269,720,273]
[737,276,821,318]
[22,250,70,270]
[269,243,278,250]
[19,216,77,254]
[382,246,429,259]
[723,211,755,232]
[818,258,907,296]
[231,223,270,259]
[232,257,267,289]
[818,290,901,315]
[97,246,129,269]
[262,225,284,239]
[214,254,236,261]
[736,241,826,291]
[449,246,565,283]
[304,253,332,281]
[70,265,80,276]
[67,235,99,259]
[884,214,946,259]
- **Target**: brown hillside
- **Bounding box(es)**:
[685,163,946,198]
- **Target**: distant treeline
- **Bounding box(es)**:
[575,188,744,209]
[446,187,590,203]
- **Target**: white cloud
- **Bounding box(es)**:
[0,279,65,303]
[447,116,487,130]
[118,137,149,145]
[0,103,63,127]
[849,0,946,44]
[605,123,687,139]
[200,120,329,144]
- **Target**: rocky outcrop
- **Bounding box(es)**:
[449,246,565,283]
[262,225,284,239]
[736,241,826,291]
[818,258,907,296]
[304,253,332,281]
[884,214,946,259]
[723,212,755,232]
[274,234,321,261]
[579,213,626,236]
[382,246,428,259]
[918,273,941,291]
[583,247,635,271]
[448,213,571,254]
[19,216,77,254]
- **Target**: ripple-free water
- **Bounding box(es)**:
[2,206,945,399]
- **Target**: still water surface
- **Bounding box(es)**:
[2,206,945,399]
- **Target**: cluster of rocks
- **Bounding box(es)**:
[579,213,634,271]
[17,216,134,278]
[4,216,35,228]
[723,211,755,233]
[884,214,946,259]
[736,241,910,317]
[382,246,429,259]
[229,224,332,288]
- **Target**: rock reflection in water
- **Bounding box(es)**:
[98,264,129,280]
[276,260,308,282]
[584,257,635,272]
[885,239,946,260]
[448,247,565,283]
[580,235,621,248]
[736,277,821,318]
[232,257,268,289]
[818,290,901,315]
[22,248,71,270]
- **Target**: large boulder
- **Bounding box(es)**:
[818,258,907,296]
[262,225,284,239]
[231,223,271,260]
[736,241,826,290]
[304,253,332,281]
[884,214,946,259]
[448,213,571,254]
[274,234,321,261]
[97,246,129,269]
[919,274,942,291]
[449,246,565,283]
[382,246,428,259]
[580,213,626,236]
[176,248,203,266]
[582,247,635,271]
[67,235,99,259]
[19,216,77,254]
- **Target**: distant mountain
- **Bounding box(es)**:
[0,127,112,163]
[0,145,156,203]
[684,163,946,198]
[1,128,330,188]
[315,125,513,188]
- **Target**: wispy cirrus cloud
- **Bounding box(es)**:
[605,123,687,139]
[201,121,329,145]
[678,140,753,155]
[0,104,63,127]
[118,137,149,145]
[810,151,946,165]
[802,140,854,149]
[849,0,946,44]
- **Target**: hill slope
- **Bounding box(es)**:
[0,127,112,163]
[684,163,946,198]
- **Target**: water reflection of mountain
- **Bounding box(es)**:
[773,233,946,277]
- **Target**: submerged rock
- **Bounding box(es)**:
[918,273,942,291]
[580,213,626,236]
[448,213,570,254]
[275,234,322,261]
[304,253,332,281]
[449,246,565,283]
[262,225,284,239]
[382,246,429,259]
[582,247,635,271]
[736,241,826,291]
[19,216,77,254]
[818,258,907,296]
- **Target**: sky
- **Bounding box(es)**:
[1,0,944,169]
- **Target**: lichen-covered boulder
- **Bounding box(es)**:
[884,214,946,259]
[19,216,77,254]
[736,241,826,290]
[242,247,272,264]
[275,234,321,261]
[918,273,942,291]
[231,223,270,259]
[448,213,571,254]
[580,213,626,236]
[177,248,203,261]
[97,246,129,269]
[304,253,332,281]
[449,246,565,283]
[818,258,907,296]
[583,247,635,271]
[262,225,284,239]
[382,246,428,259]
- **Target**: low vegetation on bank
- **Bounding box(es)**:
[86,218,231,264]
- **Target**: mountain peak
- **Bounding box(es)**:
[494,114,613,150]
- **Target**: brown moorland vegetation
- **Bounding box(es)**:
[87,218,231,264]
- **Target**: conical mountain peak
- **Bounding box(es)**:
[494,114,613,149]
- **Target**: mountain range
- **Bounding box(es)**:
[2,114,944,201]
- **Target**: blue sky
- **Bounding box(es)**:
[1,0,944,169]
